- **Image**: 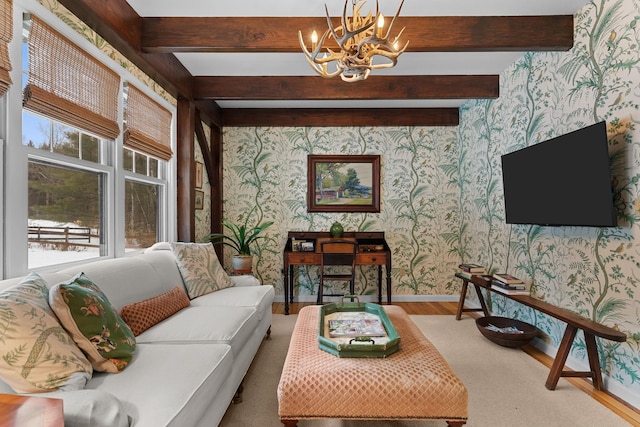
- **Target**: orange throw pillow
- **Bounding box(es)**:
[120,287,190,336]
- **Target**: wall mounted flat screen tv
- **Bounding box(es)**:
[500,121,617,227]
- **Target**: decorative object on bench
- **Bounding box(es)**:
[318,298,399,358]
[49,272,136,373]
[476,316,538,348]
[0,273,92,393]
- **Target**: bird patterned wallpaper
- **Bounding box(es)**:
[43,0,640,405]
[458,0,640,403]
[221,0,640,403]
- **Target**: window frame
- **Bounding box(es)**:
[2,0,176,277]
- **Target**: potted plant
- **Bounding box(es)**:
[205,212,274,274]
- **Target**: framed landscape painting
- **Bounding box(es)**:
[307,154,380,213]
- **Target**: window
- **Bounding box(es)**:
[28,159,106,268]
[12,10,174,273]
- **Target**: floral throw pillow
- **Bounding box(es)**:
[49,273,136,373]
[0,273,92,393]
[170,242,235,299]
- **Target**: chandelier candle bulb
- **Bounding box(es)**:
[377,14,384,37]
[311,30,318,49]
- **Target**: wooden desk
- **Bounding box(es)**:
[283,231,392,315]
[0,394,64,427]
[455,273,627,391]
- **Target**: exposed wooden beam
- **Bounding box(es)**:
[194,75,499,100]
[222,108,459,127]
[58,0,194,100]
[141,16,573,53]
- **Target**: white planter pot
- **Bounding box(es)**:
[232,255,253,274]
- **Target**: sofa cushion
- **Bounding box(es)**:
[190,284,274,322]
[86,343,233,427]
[120,286,190,336]
[49,273,136,373]
[135,306,258,355]
[170,242,235,299]
[0,273,92,393]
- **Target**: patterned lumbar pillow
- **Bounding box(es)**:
[49,273,136,373]
[120,286,190,336]
[170,242,235,299]
[0,273,92,393]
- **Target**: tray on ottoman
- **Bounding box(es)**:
[318,298,400,358]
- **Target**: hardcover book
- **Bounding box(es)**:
[459,263,486,273]
[491,284,530,296]
[491,279,526,290]
[492,273,524,284]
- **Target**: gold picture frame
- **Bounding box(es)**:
[307,154,381,213]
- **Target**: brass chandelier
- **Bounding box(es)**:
[298,0,408,82]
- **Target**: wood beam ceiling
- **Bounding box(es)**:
[222,108,459,127]
[194,75,499,100]
[141,16,574,53]
[57,0,574,127]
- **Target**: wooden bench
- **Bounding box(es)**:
[455,273,627,391]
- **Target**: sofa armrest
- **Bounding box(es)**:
[231,274,261,287]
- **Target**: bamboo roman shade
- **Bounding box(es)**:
[0,0,13,98]
[23,15,120,140]
[123,83,173,161]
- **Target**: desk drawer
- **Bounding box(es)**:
[357,253,387,265]
[288,253,320,264]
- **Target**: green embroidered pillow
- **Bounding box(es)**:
[0,273,92,393]
[49,273,136,373]
[170,242,235,299]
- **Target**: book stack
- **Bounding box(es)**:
[491,273,530,295]
[458,263,486,279]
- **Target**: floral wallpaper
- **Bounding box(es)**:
[458,0,640,402]
[221,127,460,296]
[45,0,640,404]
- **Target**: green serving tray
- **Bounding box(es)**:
[318,297,400,358]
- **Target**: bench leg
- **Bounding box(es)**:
[281,419,298,426]
[584,332,604,390]
[546,326,606,390]
[546,325,577,390]
[447,421,467,426]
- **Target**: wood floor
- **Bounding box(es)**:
[272,301,640,426]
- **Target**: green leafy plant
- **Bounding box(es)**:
[205,213,273,256]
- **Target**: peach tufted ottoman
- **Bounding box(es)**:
[277,305,468,426]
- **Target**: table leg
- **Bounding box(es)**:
[385,259,392,304]
[284,264,290,316]
[377,265,382,304]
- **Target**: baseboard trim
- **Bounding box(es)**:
[272,294,460,303]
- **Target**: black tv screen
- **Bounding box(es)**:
[501,121,617,227]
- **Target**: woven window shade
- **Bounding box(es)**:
[0,0,13,97]
[124,83,172,161]
[23,15,120,140]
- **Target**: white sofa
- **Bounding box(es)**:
[0,243,275,427]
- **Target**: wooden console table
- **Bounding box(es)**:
[455,273,627,391]
[283,231,391,315]
[0,394,64,426]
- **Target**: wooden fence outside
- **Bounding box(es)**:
[28,226,99,250]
